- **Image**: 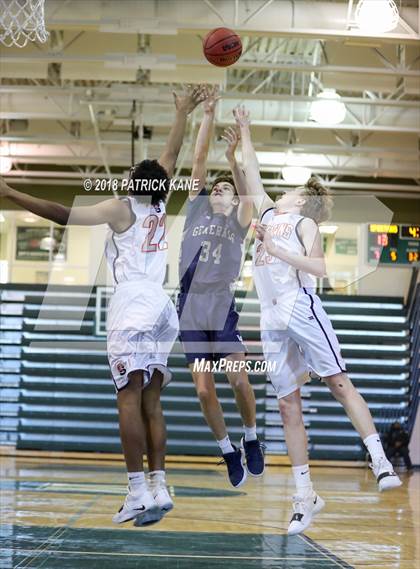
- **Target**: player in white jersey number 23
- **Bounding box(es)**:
[233,104,402,536]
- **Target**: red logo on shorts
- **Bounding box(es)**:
[116,361,127,376]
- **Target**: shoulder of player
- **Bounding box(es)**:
[260,206,275,223]
[295,217,319,250]
[297,216,318,233]
[99,197,130,219]
[107,197,136,233]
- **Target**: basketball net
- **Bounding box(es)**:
[0,0,49,48]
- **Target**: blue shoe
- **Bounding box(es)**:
[241,436,265,477]
[221,445,247,488]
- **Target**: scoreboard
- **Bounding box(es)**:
[367,224,420,266]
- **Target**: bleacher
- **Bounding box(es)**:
[0,284,412,460]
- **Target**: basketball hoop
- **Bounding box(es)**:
[0,0,49,48]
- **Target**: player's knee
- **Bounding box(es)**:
[278,395,301,425]
[326,374,353,402]
[196,386,215,405]
[142,401,162,420]
[230,375,249,392]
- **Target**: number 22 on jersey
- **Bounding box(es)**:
[141,214,168,253]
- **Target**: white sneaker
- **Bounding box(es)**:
[112,487,160,524]
[287,491,325,536]
[371,457,402,492]
[150,479,174,514]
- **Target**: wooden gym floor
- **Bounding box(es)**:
[0,450,418,569]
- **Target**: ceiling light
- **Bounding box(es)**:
[319,225,339,235]
[0,156,12,174]
[255,152,286,166]
[355,0,399,34]
[310,89,346,125]
[0,213,5,223]
[23,215,38,223]
[282,166,312,185]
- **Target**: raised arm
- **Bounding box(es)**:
[158,84,206,178]
[0,178,131,231]
[190,85,220,200]
[221,126,253,228]
[255,218,326,278]
[233,105,273,214]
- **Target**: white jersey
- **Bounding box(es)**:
[105,197,168,286]
[105,197,178,392]
[254,209,346,397]
[253,209,316,310]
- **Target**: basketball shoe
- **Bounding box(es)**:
[112,487,160,524]
[149,472,174,514]
[371,457,402,491]
[240,436,265,477]
[287,490,325,535]
[220,445,247,488]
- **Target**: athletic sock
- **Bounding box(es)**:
[127,471,146,493]
[292,464,313,496]
[217,435,235,454]
[244,425,257,442]
[364,433,386,463]
[149,470,166,483]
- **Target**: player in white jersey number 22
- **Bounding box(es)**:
[0,85,207,527]
[233,104,402,536]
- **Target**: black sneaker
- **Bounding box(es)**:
[220,445,247,488]
[241,436,265,477]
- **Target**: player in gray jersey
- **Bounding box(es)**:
[234,105,402,535]
[177,88,265,487]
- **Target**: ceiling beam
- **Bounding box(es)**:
[3,135,418,161]
[2,52,419,78]
[2,112,418,134]
[6,154,418,180]
[2,85,418,109]
[43,18,420,46]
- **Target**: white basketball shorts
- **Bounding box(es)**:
[261,287,346,399]
[107,281,179,392]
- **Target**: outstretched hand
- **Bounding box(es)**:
[172,84,207,115]
[203,85,221,114]
[221,126,240,163]
[233,104,250,128]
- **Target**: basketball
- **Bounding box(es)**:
[203,27,242,67]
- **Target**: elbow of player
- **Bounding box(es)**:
[309,261,326,278]
[315,262,327,278]
[56,207,70,226]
